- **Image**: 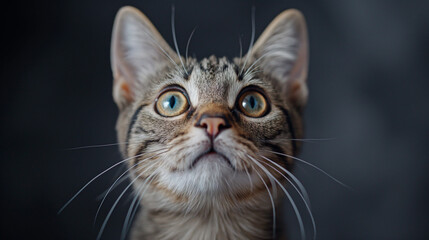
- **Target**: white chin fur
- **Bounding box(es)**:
[159,156,249,196]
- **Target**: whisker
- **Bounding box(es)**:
[96,173,128,201]
[239,6,256,76]
[243,51,270,77]
[243,166,253,191]
[58,152,147,214]
[262,138,336,142]
[258,156,316,240]
[62,142,127,151]
[238,35,243,59]
[96,167,159,240]
[245,69,262,77]
[62,139,173,151]
[259,155,311,207]
[171,5,188,75]
[288,137,336,142]
[262,137,337,144]
[134,17,183,75]
[94,150,167,224]
[124,173,156,238]
[248,155,306,240]
[224,177,234,193]
[185,26,197,65]
[255,154,277,198]
[121,171,157,240]
[251,165,276,240]
[119,181,145,240]
[265,150,351,189]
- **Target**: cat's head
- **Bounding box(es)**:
[111,6,308,208]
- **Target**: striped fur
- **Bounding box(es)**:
[111,6,308,240]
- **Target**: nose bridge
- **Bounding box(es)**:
[196,103,230,118]
[195,104,232,138]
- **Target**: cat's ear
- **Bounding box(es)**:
[249,9,309,109]
[111,6,179,109]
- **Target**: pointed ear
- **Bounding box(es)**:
[111,6,178,109]
[250,9,309,109]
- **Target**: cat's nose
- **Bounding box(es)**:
[196,114,231,138]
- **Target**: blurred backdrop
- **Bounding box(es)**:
[1,0,429,239]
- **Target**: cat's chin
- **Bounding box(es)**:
[161,154,249,195]
[191,152,234,170]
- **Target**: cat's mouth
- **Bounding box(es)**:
[190,149,234,170]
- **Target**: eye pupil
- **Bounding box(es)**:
[237,90,268,118]
[249,96,256,109]
[169,96,176,109]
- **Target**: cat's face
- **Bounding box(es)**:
[111,6,308,208]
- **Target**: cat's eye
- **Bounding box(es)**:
[156,90,190,117]
[237,91,268,118]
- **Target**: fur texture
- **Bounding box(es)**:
[111,6,309,240]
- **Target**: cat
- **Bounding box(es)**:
[110,5,309,240]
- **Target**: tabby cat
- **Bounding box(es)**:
[111,6,309,240]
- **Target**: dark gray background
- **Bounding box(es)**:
[1,0,428,239]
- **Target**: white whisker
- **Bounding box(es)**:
[124,172,157,237]
[244,166,253,191]
[120,181,145,240]
[58,152,146,214]
[94,150,167,224]
[185,27,197,64]
[62,142,128,151]
[239,6,256,76]
[243,52,270,77]
[266,150,351,189]
[288,137,336,142]
[96,172,128,201]
[261,138,337,144]
[246,69,262,77]
[248,154,306,240]
[251,164,276,240]
[96,166,160,240]
[137,22,183,75]
[121,171,157,240]
[62,139,175,151]
[259,155,316,240]
[171,6,188,75]
[259,155,311,206]
[238,35,243,59]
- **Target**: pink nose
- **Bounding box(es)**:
[197,115,229,138]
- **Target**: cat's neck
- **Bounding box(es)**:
[131,202,283,240]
